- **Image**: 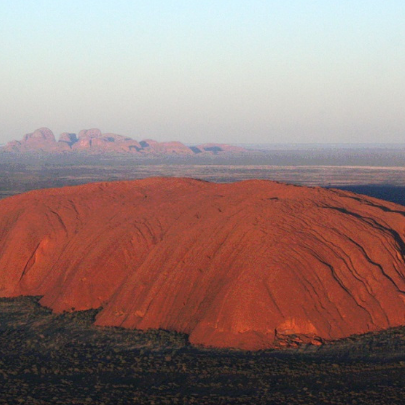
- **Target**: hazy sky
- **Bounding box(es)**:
[0,1,404,144]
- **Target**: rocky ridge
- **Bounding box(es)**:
[2,127,246,155]
[1,178,405,350]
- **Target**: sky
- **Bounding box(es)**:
[0,0,404,144]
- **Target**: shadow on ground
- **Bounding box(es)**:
[333,185,405,207]
[0,297,404,404]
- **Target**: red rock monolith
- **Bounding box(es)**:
[1,178,405,350]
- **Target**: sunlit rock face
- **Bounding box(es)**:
[1,178,405,350]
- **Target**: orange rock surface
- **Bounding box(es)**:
[1,178,405,350]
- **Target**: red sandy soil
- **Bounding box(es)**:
[1,178,405,350]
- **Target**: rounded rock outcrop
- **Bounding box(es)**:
[23,127,56,142]
[1,178,405,350]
